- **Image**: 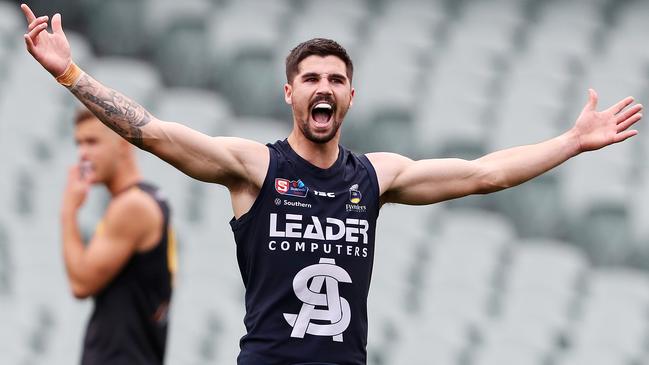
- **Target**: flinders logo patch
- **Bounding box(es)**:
[275,178,309,198]
[349,184,362,204]
[346,184,367,213]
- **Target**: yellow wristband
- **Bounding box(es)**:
[56,62,82,87]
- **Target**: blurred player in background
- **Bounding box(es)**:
[22,3,642,365]
[62,108,177,364]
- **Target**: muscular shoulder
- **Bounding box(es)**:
[365,152,412,170]
[103,187,162,243]
[364,152,413,195]
[216,136,270,189]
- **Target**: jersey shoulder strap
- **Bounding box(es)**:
[357,153,381,212]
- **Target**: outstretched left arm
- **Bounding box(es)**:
[369,89,643,206]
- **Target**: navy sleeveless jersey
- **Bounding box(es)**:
[230,139,380,365]
[81,182,177,365]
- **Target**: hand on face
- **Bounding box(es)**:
[572,89,643,152]
[62,164,93,213]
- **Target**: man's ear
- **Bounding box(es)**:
[349,87,355,108]
[284,83,293,105]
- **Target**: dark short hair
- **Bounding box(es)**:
[74,107,96,125]
[285,38,354,84]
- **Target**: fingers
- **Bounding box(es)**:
[23,32,35,51]
[27,15,48,32]
[26,21,48,42]
[614,105,642,143]
[20,3,36,24]
[613,129,638,144]
[21,4,49,52]
[52,13,64,35]
[617,112,643,133]
[68,165,83,181]
[616,104,643,124]
[607,96,634,115]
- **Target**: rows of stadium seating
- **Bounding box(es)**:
[1,0,649,364]
[371,206,649,365]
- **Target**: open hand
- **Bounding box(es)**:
[21,3,71,77]
[572,89,643,152]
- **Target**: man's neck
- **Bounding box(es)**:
[287,132,340,169]
[106,161,142,196]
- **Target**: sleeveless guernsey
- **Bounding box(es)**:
[231,139,380,365]
[81,182,177,365]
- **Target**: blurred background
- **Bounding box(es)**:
[1,0,649,364]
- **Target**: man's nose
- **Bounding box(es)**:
[78,145,89,160]
[315,79,333,94]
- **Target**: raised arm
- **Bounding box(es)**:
[20,4,267,188]
[369,89,643,206]
[67,71,267,186]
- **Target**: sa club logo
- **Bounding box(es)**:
[275,178,308,198]
[283,258,352,342]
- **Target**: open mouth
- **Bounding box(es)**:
[310,101,335,126]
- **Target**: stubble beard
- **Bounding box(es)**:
[299,117,342,144]
[297,104,349,144]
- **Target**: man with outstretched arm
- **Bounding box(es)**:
[22,4,642,365]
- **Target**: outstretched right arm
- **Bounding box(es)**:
[20,4,267,187]
[67,72,267,186]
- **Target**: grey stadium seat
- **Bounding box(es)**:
[207,1,287,116]
[0,1,21,50]
[563,268,649,362]
[144,0,213,88]
[82,0,147,56]
[152,87,231,135]
[88,57,162,107]
[560,149,633,265]
[225,116,291,144]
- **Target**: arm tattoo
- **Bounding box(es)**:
[70,74,152,148]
